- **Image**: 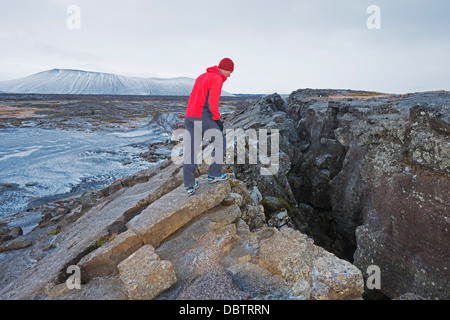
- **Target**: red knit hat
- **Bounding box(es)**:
[218,58,234,72]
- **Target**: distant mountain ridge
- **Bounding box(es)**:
[0,69,232,96]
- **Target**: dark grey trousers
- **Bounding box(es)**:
[183,104,226,188]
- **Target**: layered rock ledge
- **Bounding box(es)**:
[0,157,363,300]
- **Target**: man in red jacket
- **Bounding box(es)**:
[183,58,234,195]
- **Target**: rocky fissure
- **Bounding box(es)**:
[224,89,449,299]
[0,89,448,300]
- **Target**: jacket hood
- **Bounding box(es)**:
[206,65,227,82]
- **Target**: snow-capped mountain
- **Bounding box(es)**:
[0,69,232,96]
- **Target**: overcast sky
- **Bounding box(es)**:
[0,0,449,94]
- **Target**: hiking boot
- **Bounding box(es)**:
[186,181,199,196]
[207,173,230,183]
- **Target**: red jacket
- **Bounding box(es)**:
[185,66,227,120]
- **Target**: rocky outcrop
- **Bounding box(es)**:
[223,93,306,231]
[259,89,449,299]
[0,160,363,300]
[156,199,363,300]
[0,159,184,299]
[350,98,450,299]
[1,89,446,300]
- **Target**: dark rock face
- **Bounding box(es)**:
[226,89,449,299]
[352,98,449,299]
[223,93,306,231]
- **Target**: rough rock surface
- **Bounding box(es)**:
[223,93,306,231]
[0,153,363,300]
[1,89,446,300]
[241,89,449,299]
[0,159,184,299]
[117,244,177,300]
